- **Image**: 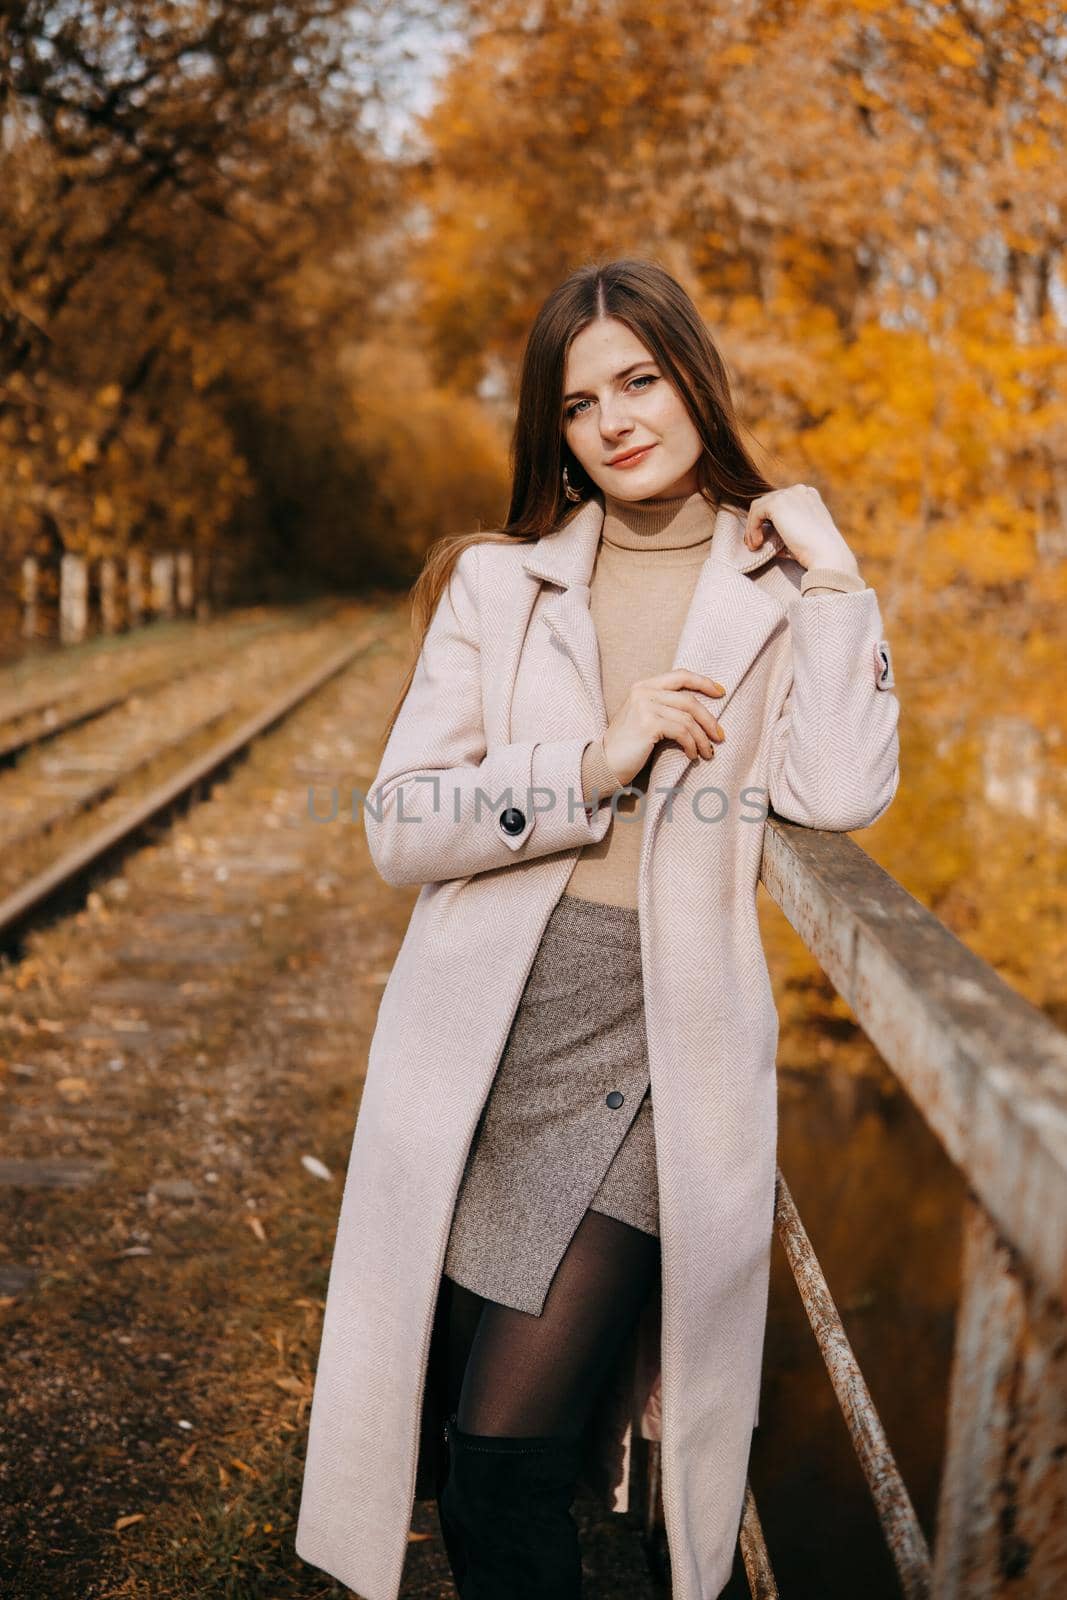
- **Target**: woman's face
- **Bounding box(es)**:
[562,316,704,501]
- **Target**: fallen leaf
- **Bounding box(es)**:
[301,1154,332,1182]
[113,1513,146,1531]
[56,1076,92,1101]
[273,1375,307,1395]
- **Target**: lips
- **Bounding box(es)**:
[608,444,656,467]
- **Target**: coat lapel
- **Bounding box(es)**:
[518,498,608,736]
[636,548,788,897]
[541,583,607,733]
[517,494,790,891]
[518,492,788,734]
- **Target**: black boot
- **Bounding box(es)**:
[438,1417,584,1598]
[436,1412,470,1589]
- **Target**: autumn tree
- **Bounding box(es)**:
[0,0,403,618]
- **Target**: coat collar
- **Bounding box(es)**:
[519,494,786,591]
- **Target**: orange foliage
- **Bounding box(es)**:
[402,0,1067,1006]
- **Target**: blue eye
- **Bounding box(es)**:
[565,373,658,421]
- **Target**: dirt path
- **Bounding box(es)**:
[0,601,662,1599]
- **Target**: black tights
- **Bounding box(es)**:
[437,1207,661,1440]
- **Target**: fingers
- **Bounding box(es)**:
[638,672,728,763]
[655,705,715,762]
[650,694,724,760]
[682,692,726,746]
[744,489,783,550]
[744,515,776,550]
[626,672,728,767]
[654,669,725,696]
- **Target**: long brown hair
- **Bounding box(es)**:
[378,256,776,749]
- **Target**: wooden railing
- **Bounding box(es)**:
[14,547,229,645]
[638,817,1067,1596]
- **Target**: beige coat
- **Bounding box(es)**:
[295,496,901,1600]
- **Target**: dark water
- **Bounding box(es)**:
[743,1058,966,1595]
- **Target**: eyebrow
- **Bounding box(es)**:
[563,360,657,403]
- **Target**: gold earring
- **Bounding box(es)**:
[562,464,582,503]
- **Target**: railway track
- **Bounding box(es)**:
[0,601,377,953]
[0,602,342,767]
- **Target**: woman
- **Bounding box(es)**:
[295,258,900,1600]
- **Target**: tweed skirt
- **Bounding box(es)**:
[441,891,659,1317]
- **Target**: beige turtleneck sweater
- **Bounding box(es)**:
[561,490,866,909]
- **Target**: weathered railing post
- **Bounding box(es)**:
[932,1193,1067,1596]
[127,551,145,627]
[176,549,195,613]
[21,555,38,640]
[150,551,175,619]
[99,556,119,634]
[59,552,88,645]
[757,816,1067,1594]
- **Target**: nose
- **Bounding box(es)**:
[599,401,634,440]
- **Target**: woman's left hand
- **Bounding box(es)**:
[743,485,861,575]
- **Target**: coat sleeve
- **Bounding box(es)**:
[363,544,614,887]
[765,583,900,831]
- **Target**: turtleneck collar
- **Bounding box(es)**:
[600,489,717,557]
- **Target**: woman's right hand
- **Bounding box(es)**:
[601,670,727,786]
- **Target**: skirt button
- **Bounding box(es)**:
[606,1090,625,1109]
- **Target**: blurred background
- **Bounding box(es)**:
[1,2,1065,1597]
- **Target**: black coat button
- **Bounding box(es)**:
[499,807,526,836]
[606,1090,624,1109]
